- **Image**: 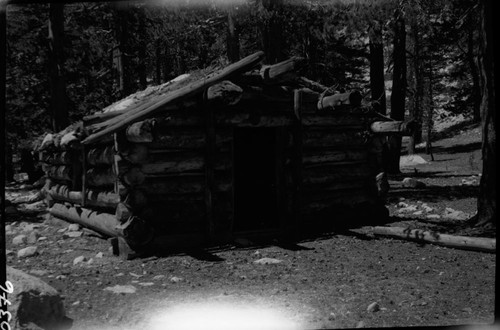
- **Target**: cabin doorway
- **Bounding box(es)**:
[233,128,279,232]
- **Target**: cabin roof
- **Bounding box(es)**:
[38,51,387,152]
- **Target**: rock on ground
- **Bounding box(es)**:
[402,177,426,188]
[17,246,38,258]
[254,258,283,265]
[367,302,380,312]
[443,208,469,221]
[27,231,40,244]
[103,285,137,294]
[13,234,27,246]
[63,231,83,238]
[67,224,80,232]
[400,155,428,167]
[7,266,72,330]
[169,276,184,283]
[73,256,86,265]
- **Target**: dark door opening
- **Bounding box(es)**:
[233,128,279,231]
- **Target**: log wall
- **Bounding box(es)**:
[298,108,380,221]
[44,93,388,248]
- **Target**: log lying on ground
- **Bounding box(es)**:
[317,91,362,110]
[49,202,122,237]
[370,120,416,136]
[372,226,496,253]
[46,184,119,209]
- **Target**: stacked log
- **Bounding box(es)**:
[45,184,119,210]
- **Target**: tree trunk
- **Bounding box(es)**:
[113,2,134,98]
[162,43,172,82]
[175,42,185,76]
[137,5,147,90]
[386,9,407,174]
[369,21,387,115]
[407,22,423,155]
[424,58,434,160]
[467,12,481,123]
[259,0,285,64]
[475,0,496,228]
[5,143,14,183]
[155,39,162,85]
[226,7,240,63]
[48,3,69,132]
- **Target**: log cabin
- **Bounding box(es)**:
[37,51,414,257]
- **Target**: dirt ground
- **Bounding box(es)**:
[5,122,496,330]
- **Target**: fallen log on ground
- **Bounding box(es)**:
[372,226,496,253]
[49,202,122,237]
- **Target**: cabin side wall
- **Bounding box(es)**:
[299,108,382,225]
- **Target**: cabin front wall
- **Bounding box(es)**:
[43,102,385,250]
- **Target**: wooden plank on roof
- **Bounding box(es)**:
[82,51,264,145]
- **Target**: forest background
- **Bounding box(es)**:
[4,0,481,166]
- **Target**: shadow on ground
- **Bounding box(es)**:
[431,141,482,155]
[389,171,478,179]
[387,185,479,203]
